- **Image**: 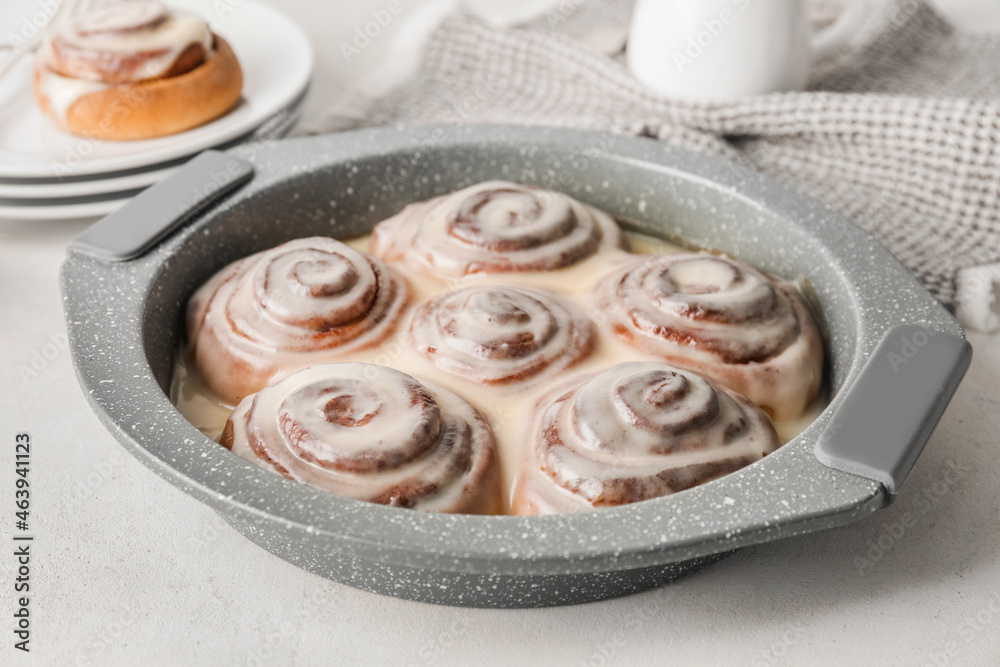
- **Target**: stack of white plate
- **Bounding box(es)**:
[0,0,312,221]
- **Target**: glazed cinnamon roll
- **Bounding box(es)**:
[408,286,596,385]
[512,362,781,515]
[187,237,409,405]
[33,0,242,139]
[222,363,502,514]
[594,253,823,420]
[369,181,624,277]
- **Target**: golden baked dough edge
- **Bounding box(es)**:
[34,35,244,141]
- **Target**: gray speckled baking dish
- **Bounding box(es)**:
[61,124,971,608]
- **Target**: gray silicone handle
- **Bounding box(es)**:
[69,150,254,261]
[815,324,972,497]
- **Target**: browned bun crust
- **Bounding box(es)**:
[33,35,242,141]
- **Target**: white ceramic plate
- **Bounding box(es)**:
[0,0,312,180]
[0,105,301,221]
[0,195,128,221]
[0,164,178,198]
[0,100,304,200]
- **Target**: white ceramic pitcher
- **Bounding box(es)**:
[627,0,870,100]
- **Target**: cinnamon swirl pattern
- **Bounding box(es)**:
[512,362,781,515]
[594,253,823,420]
[222,364,501,514]
[187,237,409,405]
[42,1,214,84]
[408,286,596,385]
[369,181,625,277]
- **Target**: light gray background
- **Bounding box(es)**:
[2,1,1000,665]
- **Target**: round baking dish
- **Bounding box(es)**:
[61,125,971,608]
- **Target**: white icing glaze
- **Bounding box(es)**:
[668,256,738,290]
[511,362,782,514]
[34,0,214,123]
[187,237,410,405]
[75,0,168,35]
[226,363,500,514]
[369,180,624,278]
[34,66,109,126]
[49,2,213,82]
[594,252,824,420]
[172,231,827,515]
[407,285,595,385]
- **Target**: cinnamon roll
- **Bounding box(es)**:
[222,363,502,514]
[408,286,596,385]
[594,253,823,420]
[33,0,242,140]
[369,181,625,277]
[187,237,409,405]
[512,362,781,515]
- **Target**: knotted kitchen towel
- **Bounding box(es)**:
[352,0,1000,331]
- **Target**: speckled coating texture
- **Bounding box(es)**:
[60,124,965,608]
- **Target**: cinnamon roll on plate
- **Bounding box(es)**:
[512,362,781,515]
[187,237,409,405]
[594,253,824,420]
[222,363,502,514]
[33,0,243,140]
[370,181,625,279]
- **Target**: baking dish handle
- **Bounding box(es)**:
[68,150,254,262]
[815,323,972,502]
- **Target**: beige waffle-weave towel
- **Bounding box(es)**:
[349,0,1000,331]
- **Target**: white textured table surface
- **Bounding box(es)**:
[2,1,1000,666]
